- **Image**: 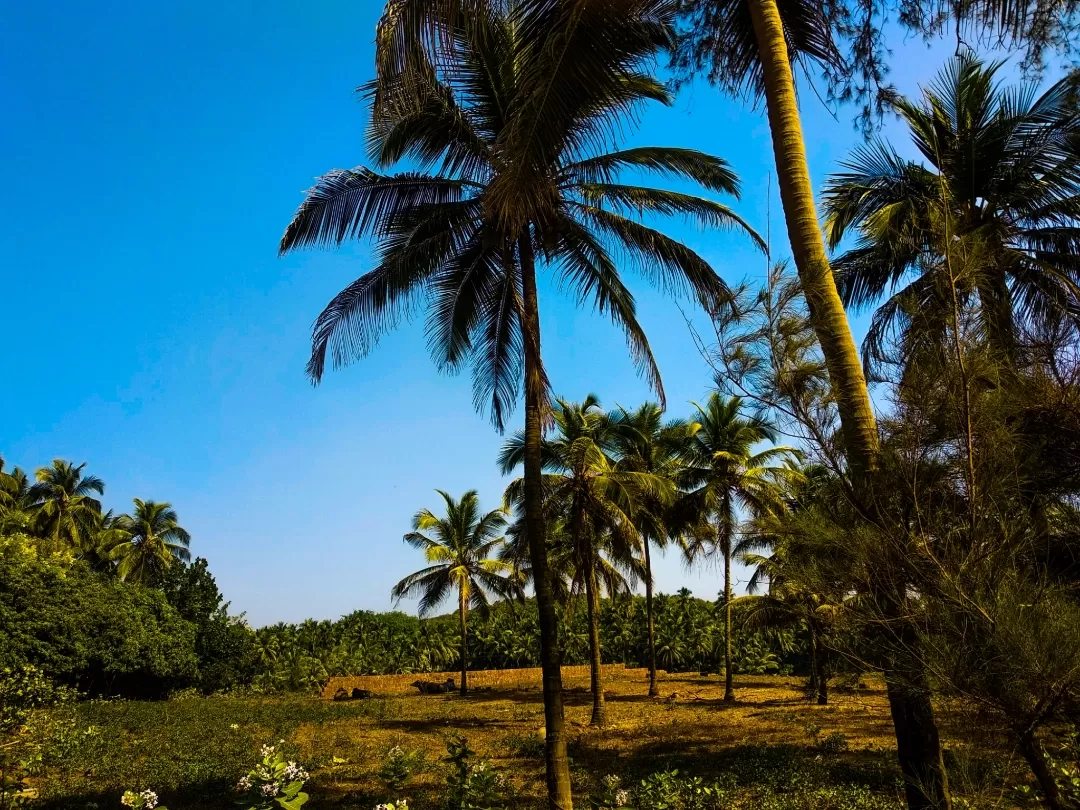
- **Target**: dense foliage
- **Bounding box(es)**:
[247,593,801,693]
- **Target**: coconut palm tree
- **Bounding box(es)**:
[27,460,105,556]
[676,393,799,701]
[280,3,759,802]
[108,499,192,584]
[501,395,666,725]
[674,0,879,480]
[390,490,518,695]
[823,53,1080,372]
[610,402,694,696]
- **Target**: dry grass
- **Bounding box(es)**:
[299,671,915,807]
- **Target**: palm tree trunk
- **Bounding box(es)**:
[459,588,469,696]
[746,0,878,477]
[723,523,735,702]
[519,234,574,810]
[745,9,951,808]
[644,539,660,697]
[583,545,606,726]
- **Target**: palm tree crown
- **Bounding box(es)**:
[110,499,192,584]
[280,2,761,424]
[823,53,1080,369]
[28,460,106,554]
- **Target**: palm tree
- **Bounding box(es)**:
[823,53,1080,371]
[501,395,665,725]
[390,490,517,695]
[109,499,192,584]
[674,0,879,479]
[280,3,759,802]
[677,393,798,701]
[27,460,105,556]
[610,402,694,696]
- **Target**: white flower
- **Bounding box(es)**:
[603,774,621,789]
[283,762,309,782]
[140,790,158,809]
[260,781,280,796]
[260,744,275,758]
[235,775,253,791]
[615,788,630,807]
[120,792,138,808]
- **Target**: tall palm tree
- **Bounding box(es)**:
[108,499,192,584]
[610,402,694,696]
[28,460,105,556]
[390,490,517,695]
[677,393,798,701]
[823,53,1080,371]
[501,395,665,725]
[280,3,759,803]
[674,0,879,479]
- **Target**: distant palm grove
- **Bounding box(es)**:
[5,0,1080,808]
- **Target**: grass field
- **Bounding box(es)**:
[30,671,1020,810]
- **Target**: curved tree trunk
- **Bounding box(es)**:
[746,0,878,478]
[519,235,573,810]
[744,6,951,808]
[723,521,735,702]
[459,588,468,696]
[644,539,660,697]
[583,546,607,725]
[1015,726,1065,810]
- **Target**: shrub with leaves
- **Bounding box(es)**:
[377,746,426,793]
[443,735,508,810]
[590,774,631,809]
[234,743,309,810]
[121,788,166,809]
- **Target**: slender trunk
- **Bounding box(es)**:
[808,625,820,694]
[1015,726,1065,810]
[644,540,659,697]
[885,648,951,810]
[519,235,573,810]
[723,521,734,702]
[746,0,878,477]
[816,647,828,706]
[459,587,468,696]
[583,547,606,725]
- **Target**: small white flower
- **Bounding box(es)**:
[615,788,630,807]
[120,792,138,808]
[283,761,309,782]
[140,790,158,809]
[235,775,253,791]
[229,723,239,730]
[260,781,280,796]
[603,774,621,789]
[260,744,275,758]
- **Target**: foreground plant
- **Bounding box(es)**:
[121,789,165,809]
[234,743,309,810]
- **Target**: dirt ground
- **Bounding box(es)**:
[291,671,976,806]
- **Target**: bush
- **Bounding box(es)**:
[0,535,197,697]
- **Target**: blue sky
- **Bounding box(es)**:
[0,1,1033,624]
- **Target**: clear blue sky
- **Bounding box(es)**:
[1,1,1028,625]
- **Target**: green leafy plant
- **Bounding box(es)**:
[633,769,722,810]
[377,746,426,793]
[234,742,309,810]
[443,735,508,810]
[121,788,167,809]
[590,774,632,809]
